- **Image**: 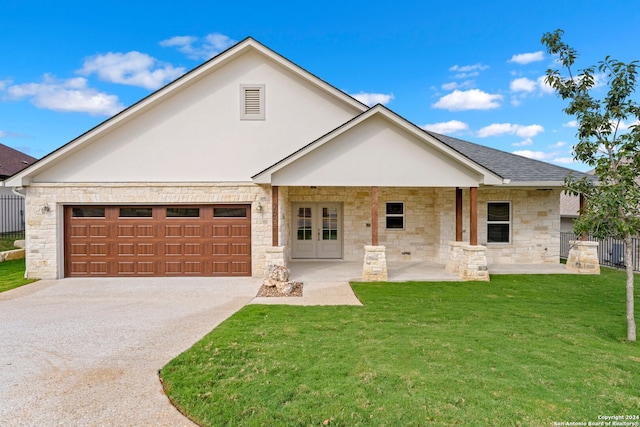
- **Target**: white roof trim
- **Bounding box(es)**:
[5,38,368,187]
[253,105,504,186]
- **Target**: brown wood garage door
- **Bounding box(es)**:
[64,205,251,277]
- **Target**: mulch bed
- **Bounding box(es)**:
[256,282,304,297]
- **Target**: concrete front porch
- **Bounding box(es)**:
[288,260,572,283]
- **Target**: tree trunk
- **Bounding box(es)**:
[624,234,636,342]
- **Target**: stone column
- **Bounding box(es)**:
[264,246,286,277]
[362,245,388,281]
[460,245,490,281]
[566,240,600,274]
[445,241,467,274]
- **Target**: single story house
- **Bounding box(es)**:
[5,37,583,280]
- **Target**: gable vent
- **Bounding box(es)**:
[240,84,265,120]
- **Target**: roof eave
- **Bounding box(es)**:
[498,181,566,188]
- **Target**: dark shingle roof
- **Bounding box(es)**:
[0,143,37,180]
[425,131,587,183]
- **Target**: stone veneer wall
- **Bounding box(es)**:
[24,183,562,279]
[478,188,561,265]
[24,183,271,279]
[286,187,442,262]
[437,188,561,265]
[287,186,561,265]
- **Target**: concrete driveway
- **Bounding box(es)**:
[0,277,262,427]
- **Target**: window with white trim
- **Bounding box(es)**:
[240,84,265,120]
[487,202,511,243]
[386,202,404,229]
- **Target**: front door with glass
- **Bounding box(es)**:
[292,203,342,259]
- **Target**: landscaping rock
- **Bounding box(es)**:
[0,249,25,262]
[275,280,295,294]
[261,265,300,296]
[263,265,290,287]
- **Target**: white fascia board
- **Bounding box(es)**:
[498,181,566,188]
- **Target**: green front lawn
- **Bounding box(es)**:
[161,270,639,426]
[0,236,20,252]
[0,259,36,293]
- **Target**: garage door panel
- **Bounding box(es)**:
[70,224,107,238]
[212,243,229,255]
[117,243,155,256]
[212,262,230,274]
[212,225,230,237]
[89,262,108,275]
[65,205,251,277]
[231,225,249,237]
[184,243,202,255]
[231,261,250,275]
[117,261,156,275]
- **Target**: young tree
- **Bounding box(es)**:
[542,29,639,342]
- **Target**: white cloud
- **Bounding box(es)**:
[512,150,550,160]
[552,157,577,164]
[516,124,545,138]
[615,119,640,130]
[508,51,545,65]
[0,79,11,91]
[0,130,25,139]
[441,80,475,91]
[477,123,544,138]
[79,51,185,90]
[449,63,489,73]
[550,141,567,148]
[160,32,236,60]
[512,138,533,147]
[449,63,489,79]
[537,75,555,94]
[432,89,502,111]
[6,74,124,116]
[159,35,197,48]
[563,120,578,128]
[422,120,469,135]
[510,77,537,93]
[350,92,394,106]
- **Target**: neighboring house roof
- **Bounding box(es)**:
[560,193,581,218]
[0,143,37,180]
[427,132,587,185]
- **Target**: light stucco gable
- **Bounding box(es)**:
[6,38,367,187]
[253,106,503,187]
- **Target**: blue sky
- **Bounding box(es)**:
[1,0,639,171]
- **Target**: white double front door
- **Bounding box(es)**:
[292,203,342,259]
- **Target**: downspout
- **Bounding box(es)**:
[12,186,26,198]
